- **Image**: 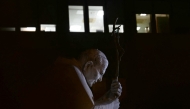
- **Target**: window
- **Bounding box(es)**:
[20,27,36,32]
[68,6,85,32]
[88,6,104,33]
[108,24,124,33]
[0,27,15,31]
[40,24,56,32]
[136,14,151,33]
[155,14,169,33]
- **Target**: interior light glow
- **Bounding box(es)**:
[21,27,36,32]
[137,27,141,30]
[140,14,147,16]
[45,27,56,32]
[0,27,15,31]
[41,24,56,32]
[69,6,85,32]
[145,27,150,33]
[89,6,104,32]
[108,24,124,33]
[97,11,104,16]
[76,10,83,14]
[70,25,81,31]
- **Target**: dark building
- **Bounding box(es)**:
[1,0,190,108]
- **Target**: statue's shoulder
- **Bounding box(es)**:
[53,57,77,68]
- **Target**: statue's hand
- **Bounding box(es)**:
[111,80,122,98]
[95,80,122,105]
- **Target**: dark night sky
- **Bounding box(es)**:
[1,0,190,109]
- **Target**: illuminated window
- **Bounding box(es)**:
[68,6,84,32]
[89,6,104,33]
[40,24,56,32]
[108,24,124,33]
[136,14,151,33]
[21,27,36,32]
[155,14,169,33]
[0,27,15,31]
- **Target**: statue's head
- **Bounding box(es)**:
[78,49,108,87]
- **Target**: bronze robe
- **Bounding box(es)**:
[20,57,94,109]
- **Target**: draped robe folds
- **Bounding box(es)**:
[19,57,119,109]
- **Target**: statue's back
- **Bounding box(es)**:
[19,59,94,109]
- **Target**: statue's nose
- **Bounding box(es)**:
[98,77,102,82]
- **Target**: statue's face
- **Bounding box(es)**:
[83,59,108,87]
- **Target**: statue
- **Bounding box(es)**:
[19,49,121,109]
[75,49,122,109]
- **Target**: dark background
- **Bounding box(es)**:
[1,0,190,109]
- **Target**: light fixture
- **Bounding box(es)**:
[137,27,141,30]
[140,14,146,16]
[70,25,81,31]
[97,10,104,16]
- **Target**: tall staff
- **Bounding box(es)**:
[111,18,125,81]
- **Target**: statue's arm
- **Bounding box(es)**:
[93,90,120,109]
[94,90,117,105]
[93,80,122,108]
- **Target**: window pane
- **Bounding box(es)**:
[69,6,84,32]
[136,14,151,33]
[108,25,124,33]
[89,6,104,33]
[0,27,15,31]
[155,14,169,33]
[41,24,56,32]
[21,27,36,32]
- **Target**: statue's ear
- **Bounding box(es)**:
[83,61,93,71]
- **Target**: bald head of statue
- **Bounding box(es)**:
[77,49,109,87]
